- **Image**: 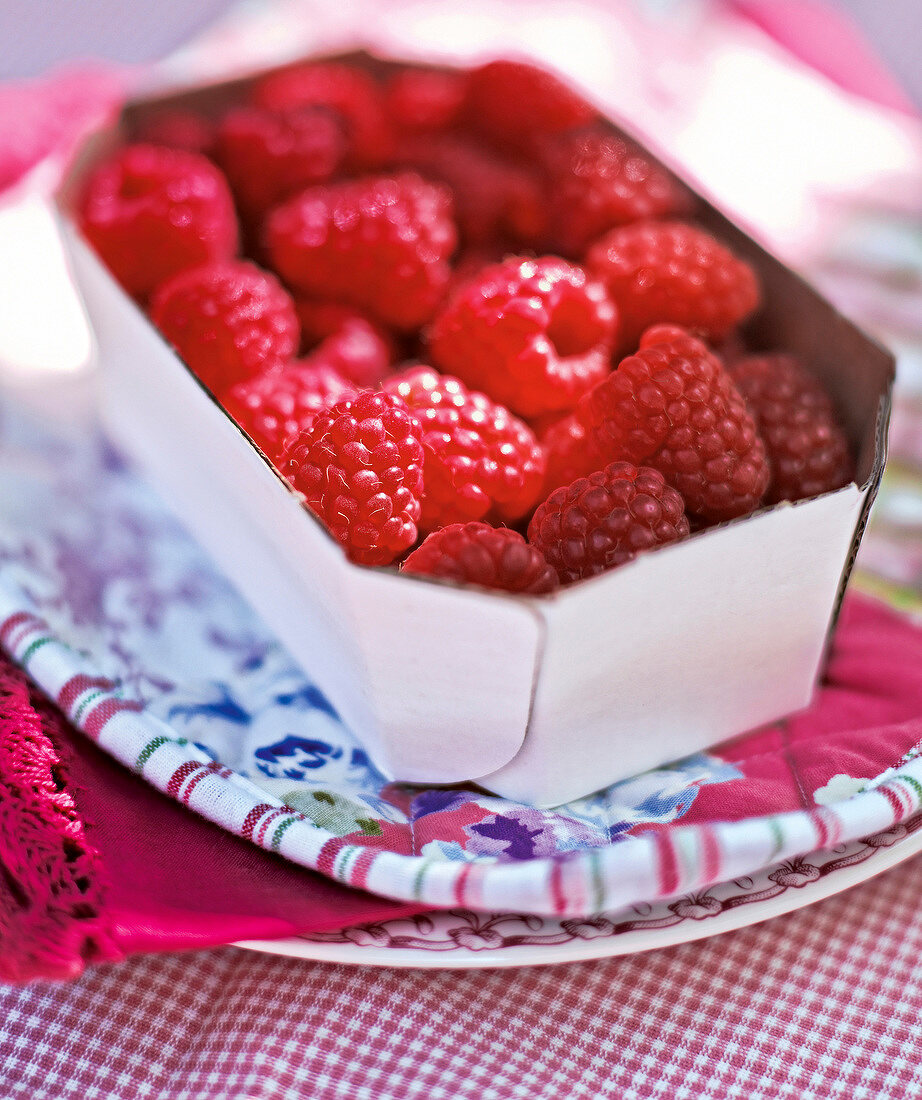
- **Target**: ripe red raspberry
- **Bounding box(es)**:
[222,362,357,465]
[384,67,466,134]
[539,131,692,256]
[527,462,689,583]
[251,61,392,168]
[134,110,214,155]
[295,299,393,388]
[579,333,769,521]
[394,133,545,247]
[462,59,596,154]
[728,353,854,504]
[428,256,617,419]
[383,366,545,532]
[282,391,424,566]
[150,260,300,393]
[214,106,345,221]
[538,413,605,496]
[265,173,457,331]
[403,522,559,595]
[79,143,238,300]
[586,220,760,351]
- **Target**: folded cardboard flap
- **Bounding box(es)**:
[56,51,895,806]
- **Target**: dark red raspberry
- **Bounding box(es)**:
[251,61,392,168]
[266,173,457,331]
[384,67,466,134]
[428,256,617,419]
[538,131,692,256]
[295,299,393,388]
[528,462,689,583]
[282,391,424,566]
[394,133,545,247]
[462,59,596,154]
[586,220,760,351]
[728,353,854,504]
[79,143,238,299]
[150,260,299,393]
[134,110,214,155]
[214,106,345,221]
[538,413,605,496]
[222,362,357,464]
[383,366,545,532]
[403,522,559,595]
[579,333,769,521]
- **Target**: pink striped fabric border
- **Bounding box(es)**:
[3,578,922,917]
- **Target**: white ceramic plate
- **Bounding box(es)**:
[236,812,922,968]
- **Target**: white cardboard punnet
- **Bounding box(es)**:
[57,53,894,807]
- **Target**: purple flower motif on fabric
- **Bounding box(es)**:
[465,808,602,860]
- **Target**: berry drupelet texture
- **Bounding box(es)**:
[579,331,769,521]
[214,106,345,221]
[403,522,559,594]
[462,59,597,154]
[222,362,357,465]
[528,462,690,583]
[585,220,760,351]
[282,390,425,565]
[728,353,854,503]
[266,173,458,332]
[428,256,618,419]
[250,61,393,168]
[79,143,238,300]
[384,366,545,532]
[539,131,692,257]
[150,260,300,394]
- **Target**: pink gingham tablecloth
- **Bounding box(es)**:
[3,853,922,1099]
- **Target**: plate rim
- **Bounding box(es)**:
[235,812,922,969]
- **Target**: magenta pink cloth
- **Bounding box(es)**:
[727,0,916,114]
[0,659,428,983]
[0,65,123,194]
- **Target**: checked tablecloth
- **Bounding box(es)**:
[3,853,922,1099]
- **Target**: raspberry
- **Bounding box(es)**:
[403,522,559,595]
[383,366,545,532]
[462,59,596,154]
[265,173,457,331]
[586,220,760,350]
[150,260,300,393]
[579,333,769,521]
[134,110,214,155]
[214,106,345,221]
[728,353,854,504]
[638,323,692,350]
[222,362,357,464]
[538,413,605,496]
[282,390,424,566]
[79,143,238,299]
[539,131,692,255]
[428,256,617,419]
[395,133,545,247]
[384,67,466,133]
[295,299,393,388]
[528,462,689,583]
[251,61,392,168]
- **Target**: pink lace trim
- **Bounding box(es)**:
[0,662,120,981]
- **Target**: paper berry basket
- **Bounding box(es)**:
[56,52,893,807]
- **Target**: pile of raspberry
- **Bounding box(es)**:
[80,57,854,596]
